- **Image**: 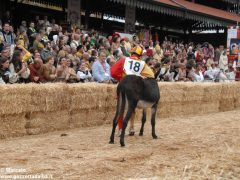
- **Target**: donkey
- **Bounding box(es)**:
[109,75,160,147]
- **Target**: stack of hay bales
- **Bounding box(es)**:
[157,82,222,118]
[157,82,184,118]
[0,82,240,139]
[25,83,71,135]
[0,84,32,138]
[219,82,240,111]
[234,83,240,109]
[68,83,116,128]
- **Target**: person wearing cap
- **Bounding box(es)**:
[110,45,155,135]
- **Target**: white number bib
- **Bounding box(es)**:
[123,58,145,76]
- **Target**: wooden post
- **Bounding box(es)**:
[125,1,136,33]
[67,0,81,28]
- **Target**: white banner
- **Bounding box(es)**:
[227,28,237,48]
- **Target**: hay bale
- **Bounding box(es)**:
[0,113,26,139]
[219,83,238,111]
[219,99,236,112]
[157,102,183,118]
[220,83,238,98]
[159,82,183,103]
[69,109,89,128]
[181,83,204,102]
[234,83,240,109]
[25,110,70,135]
[104,107,117,125]
[0,84,32,116]
[28,83,71,112]
[70,107,108,128]
[201,101,220,114]
[202,83,222,102]
[45,83,71,112]
[68,83,109,111]
[105,85,118,108]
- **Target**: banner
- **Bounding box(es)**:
[67,0,81,27]
[227,28,237,48]
[230,38,240,55]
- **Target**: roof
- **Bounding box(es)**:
[107,0,240,25]
[174,0,240,23]
[153,0,180,8]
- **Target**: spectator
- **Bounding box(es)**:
[16,45,32,63]
[120,38,129,57]
[27,22,37,46]
[29,58,44,83]
[193,63,204,82]
[48,24,59,42]
[219,50,228,72]
[39,29,49,43]
[41,42,54,63]
[0,23,15,46]
[92,51,111,83]
[178,63,187,81]
[81,52,91,70]
[17,27,29,49]
[0,57,11,84]
[187,46,195,60]
[226,65,236,82]
[153,44,163,62]
[206,55,214,70]
[158,57,171,81]
[70,34,80,50]
[0,46,11,59]
[42,56,57,82]
[65,58,78,83]
[19,21,28,32]
[9,50,30,83]
[77,61,93,83]
[235,65,240,81]
[56,57,69,82]
[33,34,44,52]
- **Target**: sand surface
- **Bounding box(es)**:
[0,110,239,179]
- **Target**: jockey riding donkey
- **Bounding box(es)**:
[110,46,155,136]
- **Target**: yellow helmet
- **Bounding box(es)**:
[130,46,143,56]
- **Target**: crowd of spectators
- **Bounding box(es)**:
[1,14,240,85]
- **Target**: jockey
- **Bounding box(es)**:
[110,46,154,135]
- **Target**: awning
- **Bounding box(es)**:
[221,0,239,4]
[107,0,240,26]
[17,0,64,11]
[173,0,240,25]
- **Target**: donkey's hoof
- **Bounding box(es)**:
[153,135,158,139]
[120,143,125,147]
[129,128,135,136]
[109,140,114,144]
[139,132,143,136]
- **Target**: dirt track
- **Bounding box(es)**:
[0,110,240,179]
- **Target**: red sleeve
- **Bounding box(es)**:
[110,57,125,81]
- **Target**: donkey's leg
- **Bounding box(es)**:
[129,110,135,136]
[151,104,158,139]
[109,92,125,144]
[139,109,147,136]
[120,103,136,147]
